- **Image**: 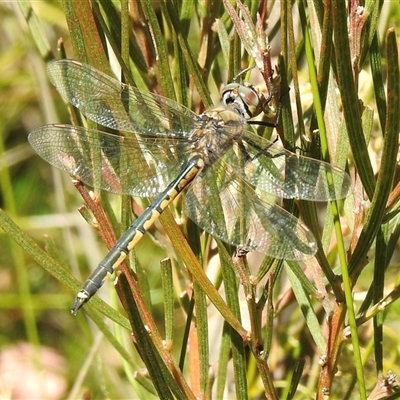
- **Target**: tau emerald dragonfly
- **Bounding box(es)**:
[28,59,351,314]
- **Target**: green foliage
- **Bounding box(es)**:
[0,1,400,399]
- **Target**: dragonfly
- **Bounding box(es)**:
[28,59,351,315]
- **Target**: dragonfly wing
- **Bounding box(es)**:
[47,59,197,137]
[28,124,189,196]
[238,130,352,201]
[184,160,317,260]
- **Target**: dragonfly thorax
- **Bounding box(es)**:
[189,105,247,165]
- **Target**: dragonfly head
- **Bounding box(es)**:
[221,82,264,120]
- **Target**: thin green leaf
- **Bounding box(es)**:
[285,264,326,353]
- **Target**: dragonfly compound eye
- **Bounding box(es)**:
[222,82,262,120]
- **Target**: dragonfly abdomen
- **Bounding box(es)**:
[71,155,203,314]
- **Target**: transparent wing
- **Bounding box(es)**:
[184,160,317,260]
[28,124,190,196]
[47,59,197,137]
[231,130,352,201]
